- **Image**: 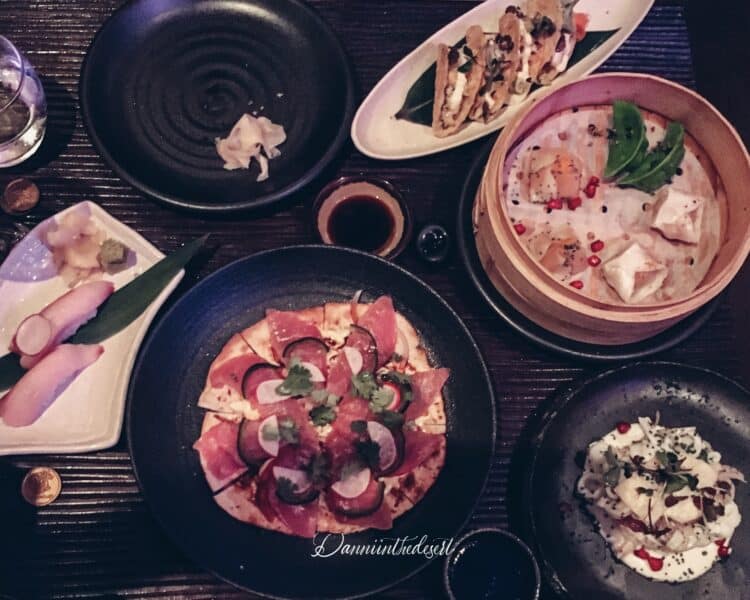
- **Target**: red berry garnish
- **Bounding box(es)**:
[570,280,584,290]
[567,196,582,210]
[547,198,563,210]
[616,421,631,434]
[634,547,649,560]
[584,184,597,198]
[514,223,526,235]
[718,545,731,559]
[647,556,664,572]
[590,240,604,252]
[588,176,600,186]
[588,255,601,267]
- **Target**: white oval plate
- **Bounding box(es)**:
[351,0,654,160]
[0,201,184,455]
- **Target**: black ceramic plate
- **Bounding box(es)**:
[80,0,354,212]
[456,138,720,362]
[509,362,750,600]
[127,245,495,599]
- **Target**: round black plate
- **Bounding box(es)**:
[127,245,496,599]
[509,362,750,600]
[456,138,720,362]
[80,0,355,213]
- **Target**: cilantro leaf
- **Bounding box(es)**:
[310,405,337,427]
[278,417,299,444]
[261,421,279,441]
[306,452,330,488]
[276,362,314,397]
[370,387,394,413]
[352,371,378,399]
[311,389,341,407]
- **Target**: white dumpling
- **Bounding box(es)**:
[651,188,705,245]
[602,242,668,303]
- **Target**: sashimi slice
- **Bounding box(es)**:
[405,368,450,420]
[266,309,322,361]
[11,280,114,369]
[193,418,248,492]
[357,296,397,367]
[0,344,103,427]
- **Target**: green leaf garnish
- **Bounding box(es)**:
[617,122,685,193]
[605,100,646,178]
[310,405,337,427]
[603,465,620,487]
[276,360,314,397]
[370,387,394,413]
[311,389,340,407]
[278,417,299,444]
[72,234,208,344]
[352,371,378,400]
[261,421,280,441]
[393,29,620,126]
[0,235,207,392]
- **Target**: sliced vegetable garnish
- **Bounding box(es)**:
[299,361,325,383]
[241,363,279,402]
[257,378,292,404]
[605,100,646,178]
[275,473,319,505]
[258,415,280,457]
[366,421,399,473]
[330,465,371,499]
[282,337,328,374]
[237,417,274,466]
[327,478,385,517]
[342,346,364,376]
[277,416,300,444]
[344,325,378,373]
[351,370,378,400]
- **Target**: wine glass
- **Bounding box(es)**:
[0,35,47,168]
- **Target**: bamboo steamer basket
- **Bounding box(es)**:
[474,73,750,345]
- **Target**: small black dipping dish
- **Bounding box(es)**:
[444,528,541,600]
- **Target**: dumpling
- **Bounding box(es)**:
[523,147,582,203]
[602,242,668,303]
[650,187,705,245]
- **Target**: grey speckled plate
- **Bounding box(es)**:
[509,362,749,600]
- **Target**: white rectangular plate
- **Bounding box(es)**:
[0,201,183,455]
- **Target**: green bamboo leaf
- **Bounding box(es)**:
[394,29,620,126]
[0,235,208,392]
[605,100,646,178]
[618,122,685,193]
[71,234,208,344]
[0,353,24,392]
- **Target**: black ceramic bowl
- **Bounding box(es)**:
[444,528,541,600]
[80,0,355,212]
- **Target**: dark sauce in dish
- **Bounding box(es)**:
[447,531,538,600]
[326,195,395,253]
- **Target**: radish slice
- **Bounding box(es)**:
[300,361,325,383]
[258,415,280,457]
[331,466,371,499]
[395,328,410,363]
[14,314,53,356]
[256,379,291,404]
[367,421,397,471]
[272,466,312,494]
[342,347,363,375]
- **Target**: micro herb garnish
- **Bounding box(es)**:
[306,452,330,488]
[370,387,394,413]
[352,371,378,400]
[309,405,337,427]
[311,388,341,408]
[278,417,299,444]
[261,421,279,441]
[276,358,314,397]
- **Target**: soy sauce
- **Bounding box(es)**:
[327,195,395,253]
[448,534,538,600]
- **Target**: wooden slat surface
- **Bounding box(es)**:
[0,1,748,598]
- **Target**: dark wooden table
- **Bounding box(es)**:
[1,1,748,598]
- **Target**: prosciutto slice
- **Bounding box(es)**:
[405,368,450,420]
[258,399,318,445]
[357,296,397,367]
[391,428,444,476]
[11,280,114,369]
[266,310,322,361]
[326,352,352,397]
[193,418,248,491]
[0,344,103,427]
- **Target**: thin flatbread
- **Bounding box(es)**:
[198,334,258,412]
